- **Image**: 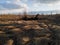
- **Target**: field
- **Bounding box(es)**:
[0,14,60,45]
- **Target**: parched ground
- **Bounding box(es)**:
[0,15,60,45]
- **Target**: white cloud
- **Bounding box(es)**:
[32,0,60,4]
[27,0,60,12]
[0,0,29,14]
[0,8,24,14]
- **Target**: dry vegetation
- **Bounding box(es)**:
[0,14,60,45]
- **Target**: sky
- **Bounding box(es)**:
[0,0,60,14]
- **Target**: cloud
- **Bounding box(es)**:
[28,1,60,12]
[0,3,22,10]
[0,0,28,14]
[0,0,28,9]
[0,8,24,14]
[0,0,22,9]
[32,0,60,4]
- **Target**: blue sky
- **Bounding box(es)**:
[0,0,60,14]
